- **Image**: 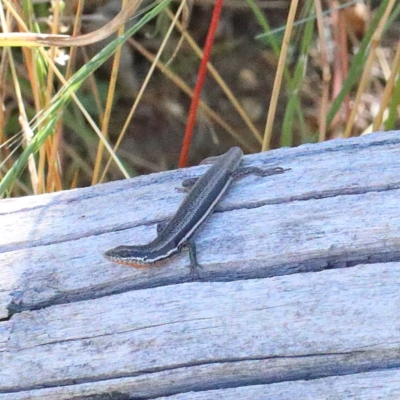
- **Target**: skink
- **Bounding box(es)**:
[104,147,288,275]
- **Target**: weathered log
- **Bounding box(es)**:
[1,131,400,399]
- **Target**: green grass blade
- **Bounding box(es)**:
[0,0,173,197]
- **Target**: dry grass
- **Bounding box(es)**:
[0,0,399,197]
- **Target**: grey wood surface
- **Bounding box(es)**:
[1,131,400,399]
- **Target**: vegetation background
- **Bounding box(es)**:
[0,0,399,197]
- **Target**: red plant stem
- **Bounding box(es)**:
[178,0,224,168]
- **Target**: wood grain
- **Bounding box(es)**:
[1,131,400,398]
